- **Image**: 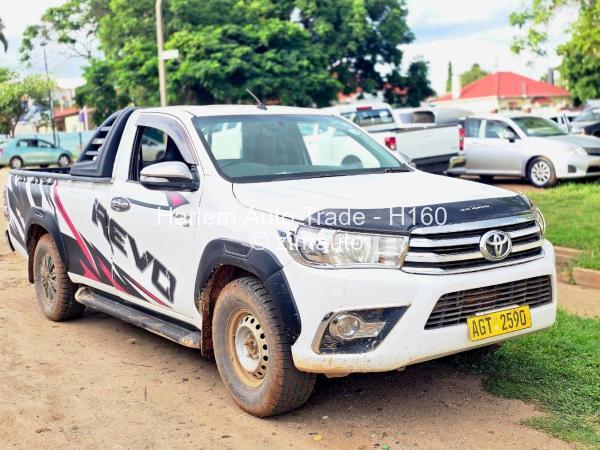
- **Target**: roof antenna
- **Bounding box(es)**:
[246,89,267,110]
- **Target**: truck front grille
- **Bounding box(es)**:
[402,214,544,275]
[425,275,552,329]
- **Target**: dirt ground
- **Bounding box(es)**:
[0,167,596,449]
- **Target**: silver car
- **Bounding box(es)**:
[448,114,600,187]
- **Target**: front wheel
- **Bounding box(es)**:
[57,154,71,167]
[212,277,315,417]
[528,157,557,188]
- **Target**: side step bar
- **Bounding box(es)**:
[75,287,201,349]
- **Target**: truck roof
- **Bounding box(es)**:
[142,104,332,118]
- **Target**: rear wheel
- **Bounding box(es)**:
[33,234,85,321]
[528,157,557,188]
[58,154,71,167]
[213,277,315,417]
[9,157,23,170]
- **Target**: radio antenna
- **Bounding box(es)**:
[246,89,267,110]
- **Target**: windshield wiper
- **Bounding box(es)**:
[379,167,409,173]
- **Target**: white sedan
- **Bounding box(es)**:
[448,114,600,187]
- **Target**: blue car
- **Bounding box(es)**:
[0,138,74,169]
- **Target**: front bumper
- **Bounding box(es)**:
[556,154,600,179]
[287,241,557,374]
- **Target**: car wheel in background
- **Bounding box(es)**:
[33,234,85,321]
[528,157,557,188]
[479,175,494,183]
[40,164,49,168]
[9,157,23,170]
[212,276,316,417]
[58,154,71,167]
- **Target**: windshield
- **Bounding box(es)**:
[575,107,600,122]
[511,116,567,137]
[193,114,408,182]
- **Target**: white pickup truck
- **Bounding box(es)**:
[323,102,465,173]
[4,105,556,417]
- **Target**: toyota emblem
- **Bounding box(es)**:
[480,230,512,261]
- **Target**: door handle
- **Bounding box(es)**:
[110,197,131,212]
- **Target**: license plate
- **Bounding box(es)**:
[467,305,531,341]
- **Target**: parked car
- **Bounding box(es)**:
[447,114,600,187]
[569,106,600,137]
[322,102,465,174]
[5,105,556,417]
[393,106,472,128]
[544,111,580,132]
[0,138,74,169]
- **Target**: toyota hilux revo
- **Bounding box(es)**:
[4,105,556,416]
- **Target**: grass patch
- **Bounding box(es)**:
[528,181,600,270]
[452,310,600,447]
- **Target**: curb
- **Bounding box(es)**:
[554,246,582,265]
[572,267,600,290]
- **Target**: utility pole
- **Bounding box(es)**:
[43,48,57,146]
[156,0,167,107]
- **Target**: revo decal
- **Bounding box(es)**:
[92,199,177,303]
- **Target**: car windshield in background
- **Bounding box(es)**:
[512,116,567,137]
[340,108,395,127]
[574,107,600,122]
[193,114,407,182]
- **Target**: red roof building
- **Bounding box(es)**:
[431,71,571,113]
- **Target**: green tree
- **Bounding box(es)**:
[446,61,453,93]
[383,58,436,107]
[0,17,7,52]
[509,0,600,101]
[23,0,429,111]
[460,63,488,87]
[0,68,55,135]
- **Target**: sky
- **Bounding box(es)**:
[0,0,577,94]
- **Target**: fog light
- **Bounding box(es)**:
[329,314,361,340]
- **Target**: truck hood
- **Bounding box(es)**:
[233,171,532,233]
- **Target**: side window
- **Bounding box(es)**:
[464,118,482,137]
[38,140,54,148]
[485,120,508,138]
[129,126,187,181]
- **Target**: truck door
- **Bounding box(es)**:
[108,114,202,320]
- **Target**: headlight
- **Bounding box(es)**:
[533,206,546,236]
[566,146,587,156]
[287,225,408,268]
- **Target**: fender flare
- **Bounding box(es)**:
[25,207,70,281]
[195,239,301,342]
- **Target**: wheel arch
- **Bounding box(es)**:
[194,239,301,359]
[25,208,69,283]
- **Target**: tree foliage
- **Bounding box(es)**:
[460,63,488,87]
[22,0,434,121]
[509,0,600,101]
[0,68,55,135]
[383,59,436,107]
[446,61,452,93]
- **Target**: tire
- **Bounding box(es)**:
[57,154,71,168]
[212,276,315,417]
[40,164,49,168]
[9,157,23,170]
[528,157,557,188]
[479,175,494,183]
[33,234,85,321]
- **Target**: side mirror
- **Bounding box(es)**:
[500,129,517,142]
[140,161,198,191]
